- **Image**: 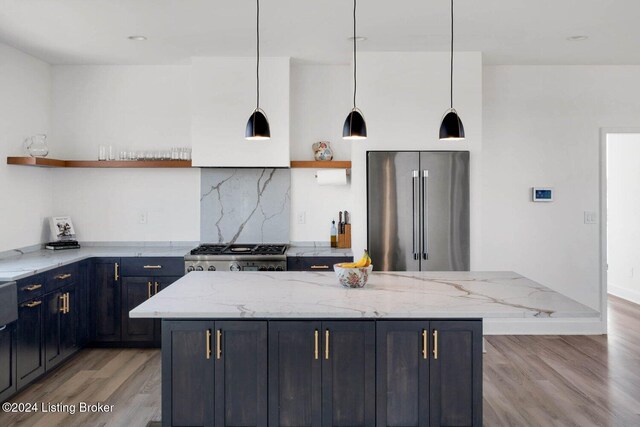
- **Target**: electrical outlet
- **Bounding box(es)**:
[584,211,597,224]
[138,212,148,224]
[297,212,306,224]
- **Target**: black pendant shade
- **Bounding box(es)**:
[439,108,465,140]
[246,109,271,140]
[343,108,367,140]
[440,0,466,141]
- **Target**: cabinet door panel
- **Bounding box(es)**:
[322,321,375,427]
[44,291,62,370]
[215,321,267,427]
[268,321,321,427]
[122,277,155,342]
[0,323,16,402]
[162,320,215,427]
[429,320,482,427]
[60,284,78,358]
[92,258,121,342]
[376,321,429,427]
[16,299,45,389]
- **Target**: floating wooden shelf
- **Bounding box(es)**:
[7,157,192,168]
[290,160,351,169]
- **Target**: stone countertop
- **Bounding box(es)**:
[0,244,193,281]
[129,271,599,320]
[285,245,353,258]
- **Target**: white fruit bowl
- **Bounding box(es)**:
[333,264,373,288]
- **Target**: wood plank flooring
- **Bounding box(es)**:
[1,296,639,426]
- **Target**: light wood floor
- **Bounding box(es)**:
[1,296,639,426]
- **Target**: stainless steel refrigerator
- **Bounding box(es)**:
[367,151,470,271]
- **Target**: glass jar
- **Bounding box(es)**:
[24,134,49,158]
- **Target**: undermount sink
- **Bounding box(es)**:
[0,281,18,327]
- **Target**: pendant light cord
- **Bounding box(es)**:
[353,0,357,109]
[450,0,454,109]
[256,0,260,110]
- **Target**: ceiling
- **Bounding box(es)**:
[0,0,638,65]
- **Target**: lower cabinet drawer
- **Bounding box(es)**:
[17,275,45,304]
[286,256,354,272]
[120,257,184,277]
[45,264,78,293]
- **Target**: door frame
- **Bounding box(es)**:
[599,127,640,332]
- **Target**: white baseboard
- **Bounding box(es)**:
[483,317,606,335]
[608,285,640,305]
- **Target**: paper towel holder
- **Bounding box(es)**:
[314,169,351,179]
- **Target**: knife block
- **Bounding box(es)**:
[338,224,351,248]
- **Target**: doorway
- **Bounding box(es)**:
[605,132,640,306]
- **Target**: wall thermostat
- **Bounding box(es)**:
[532,187,553,202]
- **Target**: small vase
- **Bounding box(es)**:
[25,134,49,158]
[312,141,333,161]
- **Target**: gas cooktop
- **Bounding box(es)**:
[189,243,287,256]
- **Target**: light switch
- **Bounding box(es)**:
[584,211,597,224]
[139,212,148,224]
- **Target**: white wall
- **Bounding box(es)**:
[0,43,52,252]
[350,52,483,263]
[50,65,200,242]
[607,133,640,304]
[482,66,640,315]
[191,57,290,168]
[289,62,353,242]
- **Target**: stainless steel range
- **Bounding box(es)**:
[185,244,287,273]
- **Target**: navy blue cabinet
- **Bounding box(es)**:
[92,258,122,343]
[44,282,78,371]
[16,297,45,389]
[286,256,353,272]
[0,322,17,403]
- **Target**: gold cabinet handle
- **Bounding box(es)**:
[55,273,72,280]
[59,294,66,313]
[23,284,42,291]
[314,330,319,360]
[216,330,222,359]
[155,282,159,295]
[147,282,152,299]
[325,330,330,360]
[422,330,428,359]
[310,265,330,269]
[22,300,42,308]
[66,292,70,314]
[432,330,438,360]
[114,262,120,281]
[143,265,162,269]
[206,329,212,359]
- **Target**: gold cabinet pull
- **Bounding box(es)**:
[66,292,70,314]
[114,262,120,281]
[22,300,42,308]
[314,330,319,360]
[422,330,428,359]
[143,265,162,269]
[310,265,329,269]
[432,330,438,360]
[147,282,152,299]
[155,282,159,295]
[55,273,72,280]
[325,330,330,360]
[59,294,66,313]
[216,330,222,359]
[23,284,42,291]
[206,329,212,359]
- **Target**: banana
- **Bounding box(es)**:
[337,250,372,268]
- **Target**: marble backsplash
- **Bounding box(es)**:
[200,168,290,244]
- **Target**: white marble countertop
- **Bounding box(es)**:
[129,271,599,319]
[286,245,353,257]
[0,244,193,281]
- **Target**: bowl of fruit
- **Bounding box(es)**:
[334,250,373,288]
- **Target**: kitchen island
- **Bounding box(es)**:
[130,271,597,427]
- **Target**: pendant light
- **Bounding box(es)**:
[342,0,367,140]
[245,0,270,140]
[439,0,465,140]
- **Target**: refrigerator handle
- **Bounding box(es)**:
[422,170,429,260]
[412,170,419,260]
